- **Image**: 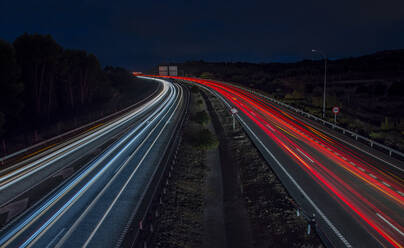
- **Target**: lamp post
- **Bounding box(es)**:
[312,49,327,119]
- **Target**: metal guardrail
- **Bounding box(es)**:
[226,83,404,162]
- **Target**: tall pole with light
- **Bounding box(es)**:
[312,49,327,119]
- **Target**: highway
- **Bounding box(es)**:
[0,77,188,247]
[163,76,403,248]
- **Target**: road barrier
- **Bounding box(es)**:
[224,82,404,162]
[117,82,190,248]
[0,85,162,166]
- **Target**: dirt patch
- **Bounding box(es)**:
[203,97,227,248]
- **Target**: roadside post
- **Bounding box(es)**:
[332,106,339,124]
[230,108,238,131]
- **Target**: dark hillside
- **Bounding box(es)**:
[0,33,158,156]
[176,50,404,150]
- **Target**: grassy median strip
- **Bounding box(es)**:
[152,87,217,247]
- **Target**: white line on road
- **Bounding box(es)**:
[299,122,404,172]
[45,228,65,248]
[382,181,391,188]
[236,115,352,248]
[376,213,404,237]
[297,148,314,163]
[82,88,182,248]
[265,124,275,132]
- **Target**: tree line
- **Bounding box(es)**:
[0,33,154,148]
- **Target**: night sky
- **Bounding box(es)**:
[1,0,404,70]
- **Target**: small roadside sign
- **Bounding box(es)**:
[332,106,340,114]
[332,106,339,124]
[230,108,238,131]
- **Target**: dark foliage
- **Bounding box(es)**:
[190,110,209,126]
[0,40,24,136]
[0,33,154,143]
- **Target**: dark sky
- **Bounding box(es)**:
[1,0,404,70]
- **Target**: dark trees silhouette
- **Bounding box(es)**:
[0,40,24,137]
[0,33,152,148]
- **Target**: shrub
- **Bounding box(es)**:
[381,117,394,130]
[191,110,209,126]
[193,128,219,150]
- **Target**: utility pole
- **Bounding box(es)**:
[312,49,327,119]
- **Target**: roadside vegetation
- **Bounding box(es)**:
[0,34,157,156]
[176,50,404,150]
[153,86,217,247]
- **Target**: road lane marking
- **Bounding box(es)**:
[382,181,391,188]
[235,115,352,248]
[369,174,377,179]
[45,228,65,248]
[376,213,404,237]
[54,85,183,248]
[296,148,314,163]
[20,143,58,161]
[301,121,404,173]
[23,81,177,248]
[82,86,183,248]
[358,167,365,172]
[265,124,275,132]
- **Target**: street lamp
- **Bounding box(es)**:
[312,49,327,119]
